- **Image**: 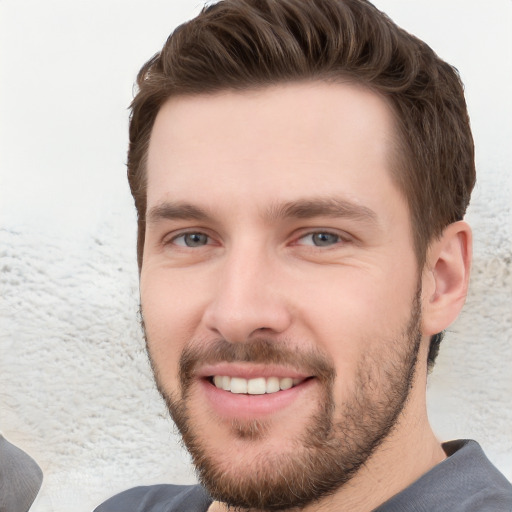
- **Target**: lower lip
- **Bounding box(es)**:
[199,378,316,420]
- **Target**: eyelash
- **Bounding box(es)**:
[167,232,213,248]
[165,229,348,249]
[295,231,345,248]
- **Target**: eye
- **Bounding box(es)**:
[171,232,210,247]
[297,232,343,247]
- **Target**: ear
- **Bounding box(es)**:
[421,221,472,336]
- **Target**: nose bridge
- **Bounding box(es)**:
[203,237,291,341]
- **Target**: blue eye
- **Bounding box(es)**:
[300,232,341,247]
[173,232,209,247]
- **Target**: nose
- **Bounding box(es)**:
[202,244,292,343]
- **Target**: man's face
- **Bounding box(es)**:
[141,82,425,510]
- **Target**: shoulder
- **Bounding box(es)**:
[440,439,512,511]
[377,440,512,512]
[94,483,212,512]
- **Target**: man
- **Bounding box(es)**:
[96,0,512,510]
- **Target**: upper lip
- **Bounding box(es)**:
[196,363,312,380]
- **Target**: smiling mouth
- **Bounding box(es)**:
[210,375,309,395]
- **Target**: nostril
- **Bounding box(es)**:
[203,295,293,343]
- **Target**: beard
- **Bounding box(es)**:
[144,289,422,511]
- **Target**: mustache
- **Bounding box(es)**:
[179,337,336,390]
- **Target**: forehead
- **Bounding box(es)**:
[146,81,403,216]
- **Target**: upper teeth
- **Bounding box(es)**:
[213,376,302,395]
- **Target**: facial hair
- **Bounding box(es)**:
[144,290,422,511]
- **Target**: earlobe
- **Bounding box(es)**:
[421,221,472,336]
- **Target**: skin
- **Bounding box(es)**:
[140,82,472,511]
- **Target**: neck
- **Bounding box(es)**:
[305,362,446,512]
[313,409,445,511]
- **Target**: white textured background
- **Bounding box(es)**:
[1,1,511,511]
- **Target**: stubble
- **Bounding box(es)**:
[144,289,422,511]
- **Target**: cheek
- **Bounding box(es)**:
[298,264,418,369]
[140,268,207,384]
[141,264,209,329]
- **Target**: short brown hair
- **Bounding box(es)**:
[127,0,476,366]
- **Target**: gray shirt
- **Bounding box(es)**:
[0,434,43,512]
[95,440,512,511]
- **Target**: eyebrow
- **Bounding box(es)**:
[265,197,378,224]
[146,202,210,224]
[146,197,378,226]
